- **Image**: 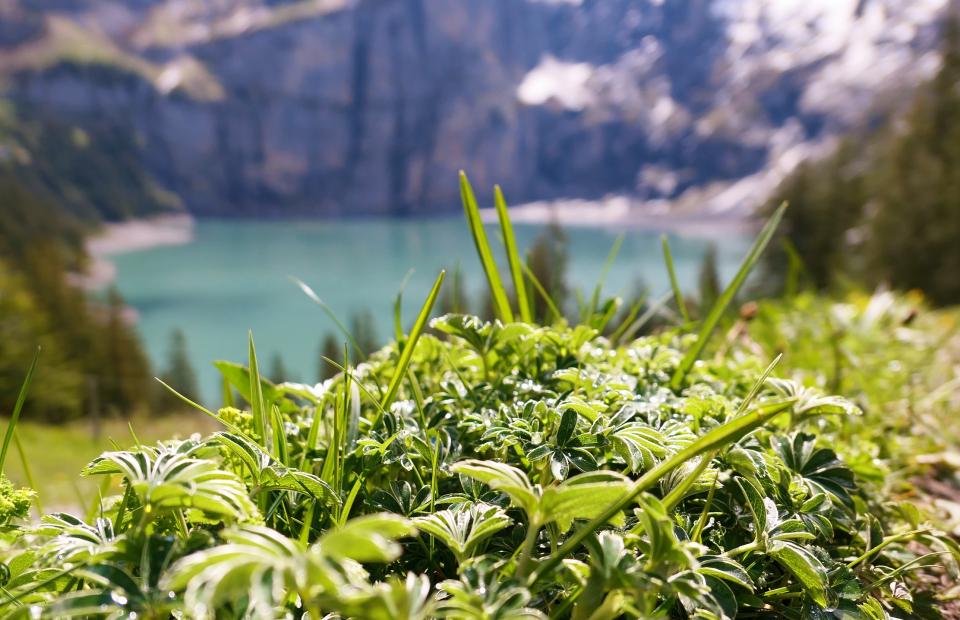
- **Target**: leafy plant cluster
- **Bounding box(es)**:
[745,290,960,538]
[0,174,957,619]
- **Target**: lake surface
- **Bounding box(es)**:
[108,217,751,401]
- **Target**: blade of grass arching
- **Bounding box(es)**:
[0,347,39,474]
[521,261,563,323]
[319,355,390,425]
[377,270,444,419]
[662,451,717,512]
[574,288,587,323]
[529,396,797,586]
[292,277,364,360]
[494,185,533,323]
[610,297,645,344]
[270,405,288,466]
[338,476,365,526]
[616,291,675,345]
[393,269,415,344]
[319,387,340,487]
[248,332,271,454]
[299,502,316,545]
[589,234,625,318]
[661,235,690,323]
[592,298,622,333]
[691,476,719,544]
[302,378,333,472]
[407,368,428,434]
[13,431,42,515]
[155,379,250,439]
[669,202,786,391]
[450,262,464,314]
[335,343,350,495]
[734,354,782,417]
[460,172,513,322]
[114,483,133,534]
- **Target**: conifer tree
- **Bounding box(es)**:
[155,328,200,413]
[270,352,291,384]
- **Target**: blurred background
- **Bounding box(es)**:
[2,0,960,504]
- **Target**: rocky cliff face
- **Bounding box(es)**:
[0,0,949,217]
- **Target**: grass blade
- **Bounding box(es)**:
[13,431,42,515]
[661,234,690,322]
[660,355,781,513]
[529,396,796,586]
[609,296,645,344]
[292,277,364,360]
[662,451,717,512]
[379,270,445,416]
[494,185,532,323]
[155,378,254,443]
[0,347,39,474]
[248,332,271,453]
[669,203,786,391]
[587,234,624,320]
[461,172,513,323]
[616,290,675,344]
[270,404,288,466]
[521,261,563,323]
[394,269,415,344]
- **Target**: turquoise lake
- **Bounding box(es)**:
[107,218,751,401]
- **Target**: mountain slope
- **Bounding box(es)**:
[0,0,949,217]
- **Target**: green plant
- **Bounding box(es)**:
[0,176,956,619]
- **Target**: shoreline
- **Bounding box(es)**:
[76,214,195,290]
[87,213,195,256]
[479,195,756,238]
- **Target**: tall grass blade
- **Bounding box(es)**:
[588,234,624,320]
[0,347,39,473]
[394,269,415,344]
[529,397,796,585]
[662,451,716,512]
[379,270,445,416]
[270,404,288,466]
[521,261,563,322]
[460,172,513,323]
[248,332,271,453]
[494,185,532,323]
[338,476,365,526]
[616,291,674,344]
[661,234,690,322]
[610,297,645,344]
[13,432,41,515]
[155,378,253,441]
[669,203,786,391]
[292,277,364,359]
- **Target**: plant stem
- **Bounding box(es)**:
[723,541,760,558]
[847,529,927,568]
[515,518,542,579]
